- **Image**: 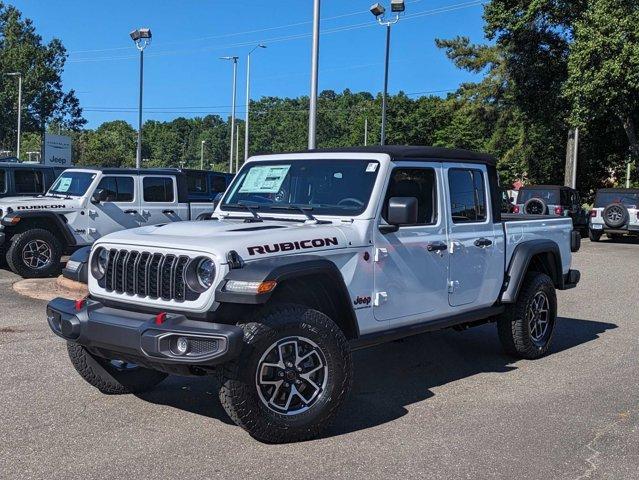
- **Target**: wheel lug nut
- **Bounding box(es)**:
[295,380,301,385]
[278,371,284,377]
[286,362,293,368]
[296,367,302,372]
[283,382,289,388]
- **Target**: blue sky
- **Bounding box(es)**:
[12,0,487,128]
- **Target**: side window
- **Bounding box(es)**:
[211,175,227,193]
[96,176,134,202]
[14,169,44,194]
[383,168,438,225]
[0,169,6,193]
[143,177,175,202]
[448,169,487,223]
[187,172,208,194]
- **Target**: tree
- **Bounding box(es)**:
[0,3,85,155]
[565,0,639,161]
[78,121,136,168]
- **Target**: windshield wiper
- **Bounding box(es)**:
[236,202,263,222]
[270,205,329,224]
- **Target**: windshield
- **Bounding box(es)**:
[221,160,380,216]
[518,189,560,204]
[48,171,97,197]
[595,191,639,208]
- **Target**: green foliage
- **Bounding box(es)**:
[0,2,84,156]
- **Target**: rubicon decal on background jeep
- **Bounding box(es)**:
[16,204,67,210]
[247,237,339,255]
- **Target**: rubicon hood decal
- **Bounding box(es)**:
[248,237,339,255]
[15,204,67,210]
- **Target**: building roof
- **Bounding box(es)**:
[302,145,497,166]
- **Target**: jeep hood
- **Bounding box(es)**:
[95,218,358,261]
[0,195,81,211]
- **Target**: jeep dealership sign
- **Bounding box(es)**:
[43,134,72,166]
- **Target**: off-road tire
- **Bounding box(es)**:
[524,198,548,215]
[6,228,62,278]
[67,342,168,394]
[497,272,557,360]
[588,229,602,242]
[219,304,352,443]
[602,203,628,229]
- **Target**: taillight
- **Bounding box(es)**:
[513,205,520,214]
[554,206,564,215]
[590,209,597,218]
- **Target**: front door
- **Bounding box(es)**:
[445,165,499,308]
[373,163,450,324]
[86,175,141,240]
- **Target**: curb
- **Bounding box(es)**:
[13,275,88,302]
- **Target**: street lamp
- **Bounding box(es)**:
[130,27,152,169]
[370,1,404,145]
[220,56,239,174]
[3,72,22,159]
[200,140,207,170]
[244,44,267,162]
[308,0,321,150]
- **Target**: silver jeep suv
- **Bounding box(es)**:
[589,188,639,242]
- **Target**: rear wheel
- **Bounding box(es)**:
[6,228,62,278]
[588,229,602,242]
[67,343,167,394]
[497,272,557,359]
[219,304,352,443]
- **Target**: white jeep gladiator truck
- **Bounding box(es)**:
[46,146,581,443]
[0,168,218,278]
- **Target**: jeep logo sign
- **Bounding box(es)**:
[247,237,339,256]
[43,133,72,167]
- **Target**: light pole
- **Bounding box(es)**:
[200,140,207,170]
[308,0,321,150]
[244,44,267,162]
[370,1,405,145]
[221,56,239,173]
[130,28,152,169]
[3,72,22,159]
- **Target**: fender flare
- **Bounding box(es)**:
[500,240,563,304]
[1,211,77,246]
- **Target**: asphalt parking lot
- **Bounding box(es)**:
[1,238,638,480]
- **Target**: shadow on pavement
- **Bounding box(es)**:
[136,316,617,436]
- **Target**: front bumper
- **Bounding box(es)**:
[46,298,243,368]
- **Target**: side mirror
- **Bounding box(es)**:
[91,189,108,204]
[380,197,418,233]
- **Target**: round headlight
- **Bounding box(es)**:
[196,258,215,289]
[91,247,109,280]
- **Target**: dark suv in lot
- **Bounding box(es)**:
[0,162,65,198]
[514,185,588,233]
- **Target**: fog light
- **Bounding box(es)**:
[175,337,189,355]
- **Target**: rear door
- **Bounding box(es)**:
[86,174,140,240]
[13,168,46,196]
[445,165,500,308]
[140,175,187,224]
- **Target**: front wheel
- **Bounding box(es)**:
[219,304,352,443]
[67,343,168,394]
[6,228,62,278]
[497,272,557,359]
[588,229,602,242]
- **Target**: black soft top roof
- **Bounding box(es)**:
[596,188,639,194]
[0,162,57,169]
[303,145,497,166]
[519,185,573,191]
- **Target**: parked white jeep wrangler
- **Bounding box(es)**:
[588,188,639,242]
[0,168,217,278]
[47,147,581,443]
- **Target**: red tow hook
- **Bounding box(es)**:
[74,298,87,312]
[155,312,167,325]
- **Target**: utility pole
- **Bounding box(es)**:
[572,127,579,189]
[244,44,266,161]
[308,0,321,150]
[200,140,206,170]
[221,56,239,173]
[364,118,368,146]
[130,28,152,169]
[236,124,240,172]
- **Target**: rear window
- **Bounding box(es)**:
[518,189,560,204]
[143,177,175,202]
[595,191,639,208]
[0,169,5,193]
[211,175,227,193]
[186,172,208,194]
[14,169,44,194]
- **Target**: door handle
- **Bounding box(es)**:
[474,238,493,248]
[162,209,175,215]
[426,241,448,252]
[124,209,138,214]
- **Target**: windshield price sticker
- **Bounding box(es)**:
[57,177,73,192]
[366,162,378,173]
[239,165,291,194]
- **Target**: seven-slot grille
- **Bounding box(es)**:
[99,249,197,302]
